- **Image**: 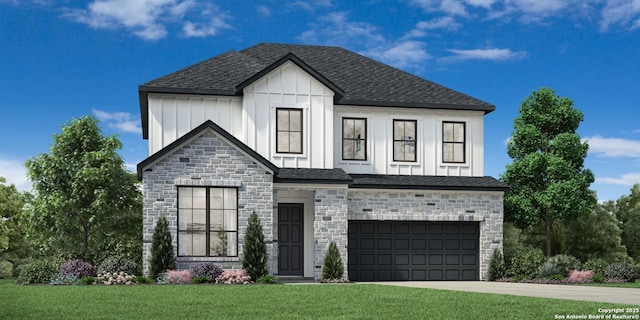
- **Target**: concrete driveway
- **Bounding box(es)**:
[371,281,640,305]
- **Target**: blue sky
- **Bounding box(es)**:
[1,0,639,202]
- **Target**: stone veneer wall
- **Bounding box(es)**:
[141,131,275,275]
[347,190,503,280]
[313,188,349,281]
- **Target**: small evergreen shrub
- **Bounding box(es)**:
[165,269,192,284]
[567,270,593,283]
[98,256,140,276]
[191,276,212,284]
[79,276,96,285]
[537,261,563,278]
[592,274,604,283]
[507,247,545,278]
[545,274,565,281]
[97,271,136,285]
[134,276,154,284]
[0,259,12,278]
[546,254,581,277]
[17,260,58,285]
[582,258,608,276]
[215,269,252,284]
[149,215,176,279]
[256,275,279,284]
[50,273,79,285]
[604,262,639,282]
[241,212,268,282]
[509,274,530,282]
[321,241,344,281]
[487,248,506,281]
[60,259,95,278]
[190,262,223,280]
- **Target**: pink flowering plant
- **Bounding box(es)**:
[215,269,252,284]
[97,271,136,285]
[567,270,593,283]
[161,269,192,285]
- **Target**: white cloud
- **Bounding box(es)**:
[441,48,527,62]
[62,0,232,41]
[597,172,640,186]
[403,17,462,39]
[465,0,497,9]
[0,158,31,192]
[600,0,640,31]
[93,109,141,134]
[584,135,640,158]
[364,41,431,68]
[298,11,384,46]
[287,0,332,11]
[256,5,271,17]
[409,0,469,16]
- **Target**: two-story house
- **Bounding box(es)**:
[137,43,508,281]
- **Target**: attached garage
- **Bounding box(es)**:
[348,220,479,281]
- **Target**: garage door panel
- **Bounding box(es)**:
[348,221,479,281]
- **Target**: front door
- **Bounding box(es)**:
[278,203,304,276]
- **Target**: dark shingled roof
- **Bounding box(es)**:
[274,168,352,184]
[349,174,509,191]
[139,43,495,138]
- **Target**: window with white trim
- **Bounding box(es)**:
[178,187,237,257]
[393,119,417,162]
[442,121,465,163]
[276,108,303,154]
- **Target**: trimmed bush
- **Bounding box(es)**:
[149,215,175,279]
[215,269,252,284]
[488,248,506,281]
[60,259,95,278]
[191,276,212,284]
[256,275,279,284]
[17,260,59,285]
[567,270,593,283]
[79,276,96,285]
[604,262,639,282]
[191,262,223,280]
[322,241,344,281]
[241,212,268,282]
[97,271,135,285]
[50,273,79,285]
[0,259,12,278]
[164,270,192,285]
[98,256,140,276]
[582,258,608,276]
[537,261,563,278]
[546,254,581,277]
[507,247,545,278]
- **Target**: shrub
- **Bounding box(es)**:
[537,261,563,278]
[215,269,252,284]
[507,247,545,278]
[241,212,268,281]
[97,271,136,285]
[256,275,279,284]
[134,276,154,284]
[60,259,95,278]
[321,278,350,283]
[592,274,604,283]
[546,254,581,277]
[17,260,58,285]
[487,248,506,281]
[50,273,79,285]
[509,274,530,282]
[583,258,609,276]
[322,241,344,281]
[191,276,212,284]
[98,256,140,276]
[545,274,565,281]
[149,215,176,279]
[164,269,191,285]
[190,262,223,280]
[567,270,593,283]
[79,276,96,285]
[604,262,639,282]
[0,259,12,278]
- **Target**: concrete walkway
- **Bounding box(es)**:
[371,281,640,305]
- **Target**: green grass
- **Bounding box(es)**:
[0,278,633,320]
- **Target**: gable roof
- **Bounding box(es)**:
[139,43,495,139]
[136,120,278,179]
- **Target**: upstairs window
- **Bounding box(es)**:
[442,121,465,163]
[178,187,238,257]
[393,119,417,162]
[276,108,303,154]
[342,118,367,161]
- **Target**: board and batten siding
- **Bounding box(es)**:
[242,61,335,169]
[147,94,243,155]
[333,106,485,177]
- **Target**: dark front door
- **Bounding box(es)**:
[278,203,304,276]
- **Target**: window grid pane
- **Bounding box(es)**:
[342,118,367,161]
[442,121,465,163]
[276,109,303,154]
[393,120,417,162]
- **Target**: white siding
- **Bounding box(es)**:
[147,94,242,155]
[334,106,485,177]
[242,61,335,168]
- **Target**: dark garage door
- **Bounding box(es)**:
[348,221,479,281]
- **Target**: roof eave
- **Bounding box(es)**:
[348,184,509,191]
[337,99,496,114]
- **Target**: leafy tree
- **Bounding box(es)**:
[321,241,344,280]
[149,215,175,279]
[501,88,596,256]
[24,116,141,263]
[241,212,268,281]
[616,184,640,261]
[0,177,31,263]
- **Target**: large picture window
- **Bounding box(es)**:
[393,119,417,162]
[442,121,465,163]
[178,187,237,257]
[342,118,367,160]
[276,108,303,154]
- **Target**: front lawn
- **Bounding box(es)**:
[0,278,634,319]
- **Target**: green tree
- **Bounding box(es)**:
[501,88,596,257]
[241,212,267,281]
[0,177,31,263]
[24,116,141,263]
[616,184,640,261]
[149,215,175,279]
[321,241,344,281]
